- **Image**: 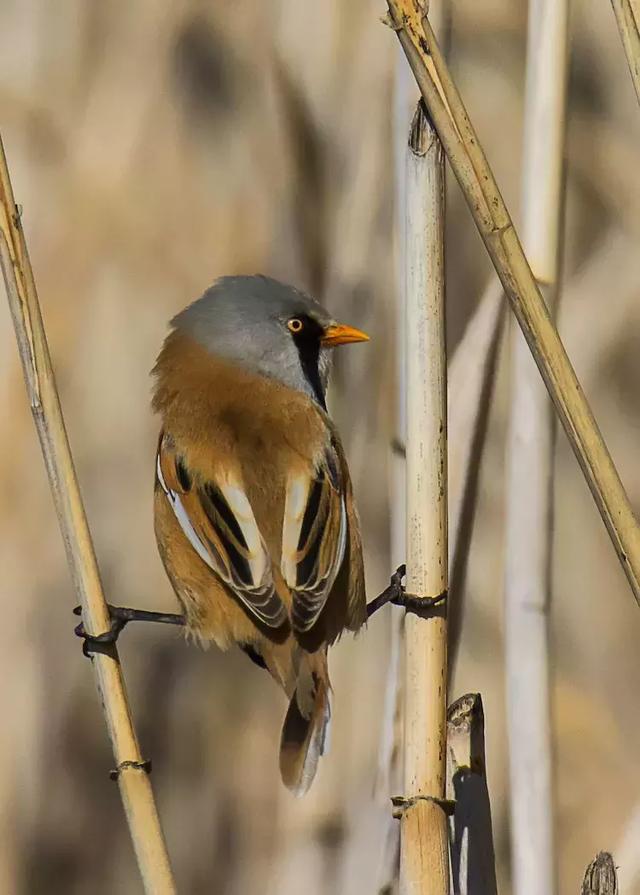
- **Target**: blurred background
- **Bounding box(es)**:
[1,0,640,892]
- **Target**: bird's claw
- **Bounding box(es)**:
[367,564,408,619]
[387,564,448,615]
[388,564,407,605]
[73,605,130,656]
[73,604,185,655]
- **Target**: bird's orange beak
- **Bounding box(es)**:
[321,323,370,347]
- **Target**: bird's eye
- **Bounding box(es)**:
[287,318,304,334]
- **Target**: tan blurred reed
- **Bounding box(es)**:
[503,0,569,892]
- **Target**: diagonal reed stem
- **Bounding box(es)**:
[386,0,640,607]
[0,134,176,894]
[610,0,640,104]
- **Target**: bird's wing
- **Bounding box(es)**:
[281,441,348,635]
[156,434,288,630]
[334,435,366,632]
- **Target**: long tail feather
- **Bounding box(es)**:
[279,655,331,796]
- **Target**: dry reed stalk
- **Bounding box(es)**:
[581,853,618,895]
[446,694,498,895]
[504,1,568,893]
[400,101,448,895]
[0,135,176,894]
[376,277,504,892]
[610,0,640,104]
[385,0,640,606]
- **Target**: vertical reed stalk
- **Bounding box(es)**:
[504,2,569,894]
[385,0,640,607]
[0,135,176,894]
[401,101,448,895]
[610,0,640,104]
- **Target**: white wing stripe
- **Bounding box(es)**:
[220,482,269,585]
[282,465,349,632]
[282,474,310,588]
[156,454,216,572]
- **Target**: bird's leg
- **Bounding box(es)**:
[74,605,185,655]
[366,564,447,619]
[366,564,407,618]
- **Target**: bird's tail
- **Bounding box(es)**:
[279,649,331,797]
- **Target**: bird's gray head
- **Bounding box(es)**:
[172,275,368,408]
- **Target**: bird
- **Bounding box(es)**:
[149,274,369,795]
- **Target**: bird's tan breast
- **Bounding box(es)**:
[153,332,329,559]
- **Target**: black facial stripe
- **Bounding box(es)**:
[290,316,326,409]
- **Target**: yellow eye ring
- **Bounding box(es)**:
[287,318,304,334]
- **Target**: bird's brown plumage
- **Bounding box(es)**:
[152,330,366,794]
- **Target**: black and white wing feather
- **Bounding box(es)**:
[156,435,288,630]
[281,444,348,635]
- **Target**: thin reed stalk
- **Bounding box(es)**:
[610,0,640,104]
[401,101,448,895]
[377,287,503,892]
[377,274,504,895]
[0,135,176,894]
[385,0,640,607]
[504,2,569,894]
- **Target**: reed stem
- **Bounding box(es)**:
[0,134,176,895]
[386,0,640,607]
[610,0,640,104]
[401,101,449,895]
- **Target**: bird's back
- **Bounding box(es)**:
[152,330,365,644]
[151,279,369,795]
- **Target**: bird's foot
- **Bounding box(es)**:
[366,565,406,618]
[74,605,185,656]
[366,565,447,619]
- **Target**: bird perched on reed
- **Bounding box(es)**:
[150,274,369,795]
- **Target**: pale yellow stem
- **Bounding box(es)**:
[402,103,448,895]
[0,134,176,895]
